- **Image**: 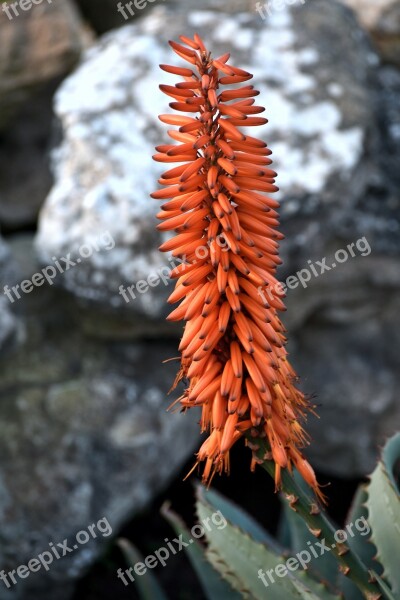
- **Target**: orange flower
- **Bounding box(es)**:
[152,34,323,501]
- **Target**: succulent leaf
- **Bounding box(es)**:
[196,487,341,600]
[340,486,381,600]
[372,571,398,600]
[198,484,283,550]
[382,432,400,493]
[280,489,339,588]
[117,538,169,600]
[366,433,400,596]
[161,502,240,600]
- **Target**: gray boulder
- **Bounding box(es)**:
[342,0,400,66]
[36,0,377,314]
[74,0,144,33]
[0,0,91,229]
[0,235,198,600]
[0,0,89,129]
[0,235,18,350]
[0,84,55,230]
[284,254,400,477]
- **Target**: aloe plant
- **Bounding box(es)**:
[119,433,400,599]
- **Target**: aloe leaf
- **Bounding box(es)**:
[161,502,241,600]
[340,485,381,600]
[196,487,341,600]
[253,437,387,599]
[382,432,400,493]
[372,571,398,600]
[277,504,293,549]
[290,577,340,600]
[346,485,380,571]
[366,433,400,596]
[198,484,283,551]
[117,538,169,600]
[279,474,339,587]
[281,498,339,587]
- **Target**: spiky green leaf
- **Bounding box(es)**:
[280,491,339,587]
[196,487,341,600]
[199,484,282,550]
[161,502,240,600]
[382,433,400,494]
[340,485,381,600]
[366,434,400,596]
[372,571,398,600]
[117,538,169,600]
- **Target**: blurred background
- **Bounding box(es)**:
[0,0,399,598]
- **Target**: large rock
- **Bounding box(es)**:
[341,0,396,27]
[36,0,377,314]
[0,235,198,600]
[0,0,91,229]
[0,83,56,230]
[73,0,253,33]
[0,235,18,350]
[74,0,143,33]
[284,254,400,477]
[377,64,400,188]
[0,0,89,129]
[34,0,400,477]
[341,0,400,66]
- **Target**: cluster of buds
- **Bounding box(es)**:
[152,34,323,501]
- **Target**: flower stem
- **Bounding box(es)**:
[252,438,385,600]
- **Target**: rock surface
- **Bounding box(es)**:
[0,83,56,230]
[0,235,198,600]
[0,0,91,229]
[341,0,400,66]
[74,0,256,33]
[377,65,400,188]
[341,0,396,28]
[0,0,89,129]
[0,235,18,350]
[74,0,143,33]
[36,0,378,314]
[284,254,400,477]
